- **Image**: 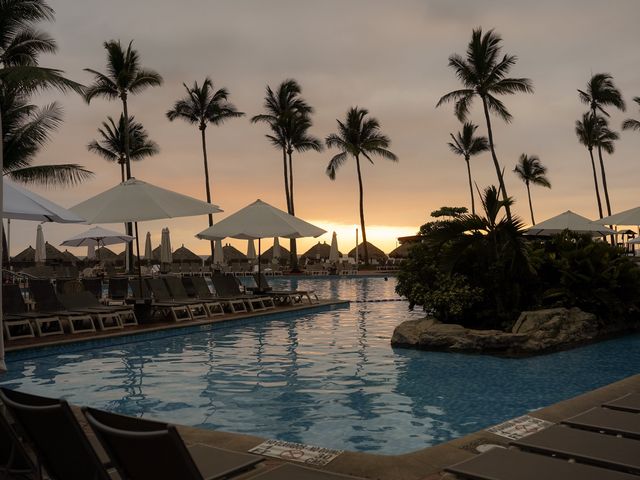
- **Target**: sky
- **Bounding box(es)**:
[5,0,640,258]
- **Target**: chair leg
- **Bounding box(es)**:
[117,309,138,326]
[34,317,64,337]
[204,302,224,317]
[67,314,96,334]
[4,320,35,341]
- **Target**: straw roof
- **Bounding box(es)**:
[389,243,413,258]
[61,249,79,264]
[261,244,290,261]
[223,244,247,261]
[12,245,35,263]
[44,242,65,262]
[348,241,388,261]
[172,244,202,263]
[300,241,339,261]
[96,246,118,261]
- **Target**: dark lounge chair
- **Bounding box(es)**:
[128,278,186,322]
[512,424,640,474]
[0,407,37,479]
[161,276,214,319]
[167,276,224,318]
[107,277,129,304]
[145,278,195,322]
[603,393,640,413]
[444,445,637,480]
[252,273,318,305]
[211,274,274,312]
[28,280,96,334]
[81,277,104,300]
[249,463,366,480]
[0,388,112,480]
[83,407,262,480]
[58,290,138,329]
[563,407,640,439]
[188,276,247,314]
[2,283,63,338]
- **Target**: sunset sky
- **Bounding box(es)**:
[5,0,640,258]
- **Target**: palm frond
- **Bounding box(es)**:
[7,164,94,186]
[326,151,347,180]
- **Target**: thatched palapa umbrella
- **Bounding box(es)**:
[261,244,290,263]
[349,241,387,263]
[96,247,119,263]
[301,241,339,262]
[172,245,202,264]
[389,243,412,258]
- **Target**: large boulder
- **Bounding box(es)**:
[392,307,609,356]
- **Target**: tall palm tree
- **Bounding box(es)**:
[251,79,314,269]
[622,97,640,132]
[325,107,398,265]
[166,77,244,256]
[436,28,533,219]
[576,112,604,218]
[513,154,550,225]
[84,39,162,271]
[578,73,625,216]
[594,117,619,218]
[447,122,488,215]
[88,114,159,182]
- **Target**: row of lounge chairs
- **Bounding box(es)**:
[446,392,640,479]
[0,387,362,480]
[3,274,317,340]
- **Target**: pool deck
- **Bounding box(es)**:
[5,299,349,353]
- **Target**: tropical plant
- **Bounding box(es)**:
[325,107,397,265]
[436,28,533,219]
[513,154,550,225]
[84,39,163,180]
[430,206,468,219]
[87,114,159,182]
[447,122,488,214]
[251,79,317,268]
[622,97,640,132]
[167,77,244,255]
[578,73,625,216]
[575,112,604,218]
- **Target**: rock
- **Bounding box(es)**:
[392,307,609,356]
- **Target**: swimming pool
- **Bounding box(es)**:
[2,277,640,454]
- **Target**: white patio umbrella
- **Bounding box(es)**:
[160,227,172,265]
[34,224,46,264]
[329,231,339,263]
[196,199,325,288]
[144,232,153,262]
[272,237,281,263]
[87,244,96,260]
[61,226,134,248]
[598,207,640,226]
[524,210,616,236]
[213,239,224,265]
[247,239,256,261]
[1,180,84,372]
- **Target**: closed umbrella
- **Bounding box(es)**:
[272,237,281,263]
[213,239,224,265]
[160,228,172,265]
[329,231,339,263]
[144,232,153,263]
[197,199,325,289]
[35,225,46,264]
[87,244,96,260]
[247,239,256,261]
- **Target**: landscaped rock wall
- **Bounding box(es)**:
[391,307,636,356]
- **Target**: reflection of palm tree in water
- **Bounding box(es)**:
[107,350,146,416]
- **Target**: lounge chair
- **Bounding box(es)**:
[0,388,112,480]
[106,277,129,305]
[603,393,640,413]
[28,280,96,334]
[83,407,262,480]
[562,407,640,439]
[128,278,181,322]
[145,278,196,322]
[81,277,104,300]
[3,283,64,338]
[444,445,637,480]
[252,273,318,305]
[512,424,640,474]
[211,274,274,312]
[185,276,247,314]
[0,405,37,478]
[163,276,224,318]
[249,463,365,479]
[58,288,138,328]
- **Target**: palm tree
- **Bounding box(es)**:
[622,97,640,132]
[88,114,159,182]
[447,122,488,215]
[576,112,604,218]
[84,39,162,271]
[513,154,550,225]
[251,79,314,269]
[594,117,619,218]
[325,107,398,265]
[436,28,533,219]
[166,77,244,256]
[578,73,625,216]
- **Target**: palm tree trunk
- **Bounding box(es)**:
[465,157,475,215]
[282,145,291,213]
[0,105,6,370]
[588,148,603,218]
[121,95,134,273]
[200,127,214,258]
[525,181,535,225]
[597,144,612,217]
[355,154,369,265]
[481,96,512,220]
[120,162,125,183]
[287,147,298,271]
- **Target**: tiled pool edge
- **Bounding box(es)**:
[5,299,350,361]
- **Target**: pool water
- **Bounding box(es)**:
[2,277,640,454]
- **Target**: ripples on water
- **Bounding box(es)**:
[3,277,640,454]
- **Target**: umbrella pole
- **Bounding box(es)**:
[258,238,261,291]
[134,222,143,296]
